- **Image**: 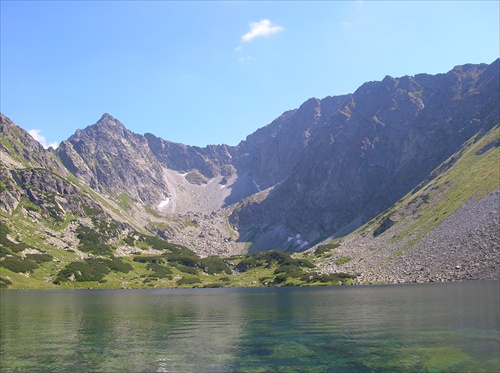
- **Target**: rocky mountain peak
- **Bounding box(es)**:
[0,61,498,290]
[69,113,127,143]
[94,113,127,132]
[229,60,499,252]
[3,60,498,257]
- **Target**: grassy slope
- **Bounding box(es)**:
[309,125,499,275]
[389,125,500,256]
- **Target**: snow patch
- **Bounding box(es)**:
[157,198,170,209]
[253,180,262,192]
[289,233,309,249]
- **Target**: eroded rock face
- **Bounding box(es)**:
[57,114,171,205]
[229,60,500,251]
[1,60,498,255]
[0,114,67,174]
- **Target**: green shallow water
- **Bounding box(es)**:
[1,281,499,372]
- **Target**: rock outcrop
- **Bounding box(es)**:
[1,60,498,266]
[229,60,499,251]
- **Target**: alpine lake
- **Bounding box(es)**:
[1,280,498,372]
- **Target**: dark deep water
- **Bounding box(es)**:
[1,281,499,372]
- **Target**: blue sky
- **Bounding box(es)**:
[1,1,499,148]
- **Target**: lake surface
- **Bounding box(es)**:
[1,281,499,372]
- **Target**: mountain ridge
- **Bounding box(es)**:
[0,59,498,288]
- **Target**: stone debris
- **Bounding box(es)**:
[317,190,499,284]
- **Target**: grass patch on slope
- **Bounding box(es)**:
[390,126,500,256]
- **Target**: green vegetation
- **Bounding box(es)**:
[25,253,53,263]
[107,257,133,273]
[133,255,166,264]
[76,225,113,256]
[2,201,359,289]
[199,256,231,275]
[0,257,39,273]
[0,276,12,288]
[176,276,202,286]
[53,257,132,284]
[116,192,132,209]
[335,256,352,266]
[0,220,40,255]
[146,263,172,279]
[54,259,110,283]
[0,236,358,288]
[315,242,340,255]
[388,126,500,257]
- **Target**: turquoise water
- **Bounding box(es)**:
[1,281,499,372]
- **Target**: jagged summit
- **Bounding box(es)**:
[94,113,126,131]
[0,60,498,289]
[98,112,118,122]
[53,60,499,253]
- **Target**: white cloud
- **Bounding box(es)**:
[28,129,58,149]
[241,19,283,42]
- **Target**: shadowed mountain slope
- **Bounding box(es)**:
[1,60,498,271]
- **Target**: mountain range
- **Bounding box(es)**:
[1,59,498,288]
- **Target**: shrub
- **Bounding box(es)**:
[373,217,395,237]
[143,235,172,250]
[146,263,173,278]
[235,257,258,272]
[82,205,103,216]
[334,272,357,279]
[0,246,11,258]
[176,276,202,286]
[25,253,53,263]
[53,259,110,284]
[235,250,289,272]
[281,257,315,268]
[166,253,200,268]
[0,221,35,253]
[133,255,165,264]
[8,242,33,253]
[273,273,288,284]
[203,282,224,288]
[0,257,39,273]
[315,243,340,255]
[261,250,291,264]
[174,264,198,275]
[123,235,135,246]
[76,225,102,245]
[88,244,114,256]
[76,225,113,256]
[274,265,304,278]
[301,272,356,284]
[108,258,133,273]
[0,276,12,288]
[258,276,274,285]
[199,256,231,275]
[335,256,352,266]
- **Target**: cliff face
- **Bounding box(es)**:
[1,60,498,256]
[229,60,499,251]
[57,114,172,205]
